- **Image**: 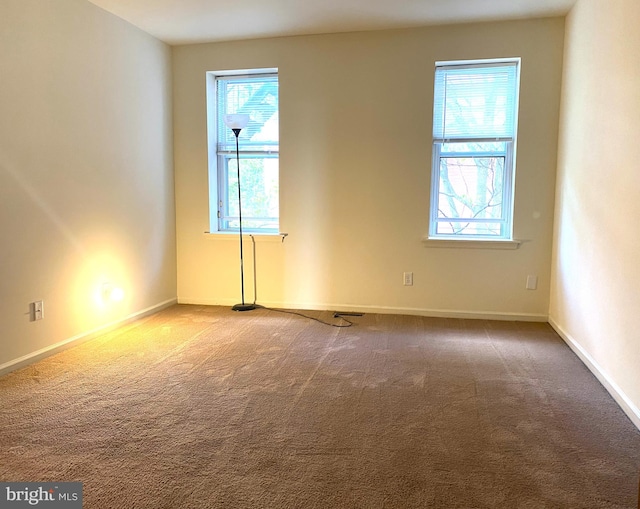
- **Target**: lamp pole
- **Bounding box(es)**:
[225,114,257,312]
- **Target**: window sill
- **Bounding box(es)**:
[203,232,288,243]
[422,237,521,250]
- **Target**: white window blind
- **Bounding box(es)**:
[216,74,279,153]
[433,63,519,142]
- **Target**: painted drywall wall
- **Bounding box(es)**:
[173,18,564,319]
[0,0,176,369]
[550,0,640,426]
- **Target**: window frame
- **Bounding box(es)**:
[206,68,279,234]
[428,58,521,241]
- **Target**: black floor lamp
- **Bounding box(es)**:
[224,113,258,312]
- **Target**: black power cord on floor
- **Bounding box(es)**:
[255,305,363,328]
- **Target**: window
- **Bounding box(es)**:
[207,70,279,233]
[429,59,520,240]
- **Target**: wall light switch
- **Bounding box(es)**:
[526,275,538,290]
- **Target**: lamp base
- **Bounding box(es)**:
[232,303,259,312]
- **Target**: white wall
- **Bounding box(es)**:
[0,0,176,370]
[173,18,564,320]
[550,0,640,427]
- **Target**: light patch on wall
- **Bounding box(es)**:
[102,282,125,303]
[69,246,132,330]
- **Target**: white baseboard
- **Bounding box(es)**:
[327,304,547,322]
[177,297,548,322]
[549,316,640,431]
[0,298,177,377]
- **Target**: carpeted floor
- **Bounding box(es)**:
[1,304,639,508]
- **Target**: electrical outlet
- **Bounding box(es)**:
[526,275,538,290]
[33,300,44,321]
[403,272,414,286]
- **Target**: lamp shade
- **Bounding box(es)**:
[224,113,250,130]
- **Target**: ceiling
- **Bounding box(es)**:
[87,0,576,46]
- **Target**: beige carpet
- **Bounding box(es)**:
[1,305,639,508]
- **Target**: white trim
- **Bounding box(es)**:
[206,68,278,79]
[549,316,640,431]
[0,299,177,377]
[436,57,522,69]
[203,232,287,243]
[177,297,547,322]
[422,237,521,249]
[430,58,520,241]
[207,69,280,234]
[316,304,545,321]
